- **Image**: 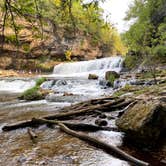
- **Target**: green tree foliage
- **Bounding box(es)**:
[123,0,166,60]
[0,0,126,55]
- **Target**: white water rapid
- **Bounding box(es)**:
[0,79,35,93]
[52,56,123,78]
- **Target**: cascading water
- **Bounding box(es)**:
[0,57,130,166]
[0,79,35,93]
[52,56,123,78]
[41,56,124,102]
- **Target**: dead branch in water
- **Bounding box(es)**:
[43,98,126,120]
[58,122,149,166]
[2,118,118,132]
[27,128,37,141]
[2,98,132,131]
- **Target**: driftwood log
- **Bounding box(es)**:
[2,98,133,131]
[27,128,37,141]
[2,118,118,132]
[43,98,126,120]
[58,122,149,166]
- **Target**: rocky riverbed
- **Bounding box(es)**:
[0,58,166,166]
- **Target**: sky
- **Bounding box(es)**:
[100,0,134,33]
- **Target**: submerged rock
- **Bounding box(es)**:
[116,100,166,147]
[95,119,108,126]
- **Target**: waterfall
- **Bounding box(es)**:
[52,56,123,78]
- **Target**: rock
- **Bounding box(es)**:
[105,71,120,86]
[113,80,121,89]
[130,80,145,85]
[40,89,52,97]
[55,80,67,86]
[40,80,56,89]
[105,71,120,81]
[88,74,99,80]
[116,100,166,147]
[99,79,111,88]
[95,119,108,126]
[63,92,74,96]
[98,114,107,119]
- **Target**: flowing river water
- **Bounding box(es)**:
[0,57,131,166]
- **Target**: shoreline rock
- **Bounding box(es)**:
[116,99,166,148]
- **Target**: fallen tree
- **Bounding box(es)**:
[2,118,118,132]
[57,122,149,166]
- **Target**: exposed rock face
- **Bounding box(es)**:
[116,100,166,147]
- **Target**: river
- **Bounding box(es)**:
[0,57,131,166]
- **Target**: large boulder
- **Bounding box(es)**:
[116,100,166,147]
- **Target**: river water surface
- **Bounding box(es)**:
[0,57,131,166]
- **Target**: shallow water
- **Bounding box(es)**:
[0,77,130,166]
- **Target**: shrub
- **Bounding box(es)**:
[153,45,166,58]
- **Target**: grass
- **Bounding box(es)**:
[19,77,47,101]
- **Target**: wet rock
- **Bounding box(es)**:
[63,92,74,96]
[105,71,120,87]
[130,80,145,85]
[95,119,108,126]
[113,79,121,89]
[117,111,125,118]
[116,100,166,147]
[55,80,67,86]
[105,71,120,81]
[88,74,99,80]
[98,114,107,119]
[99,79,111,88]
[40,80,57,89]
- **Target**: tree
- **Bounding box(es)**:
[0,0,125,57]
